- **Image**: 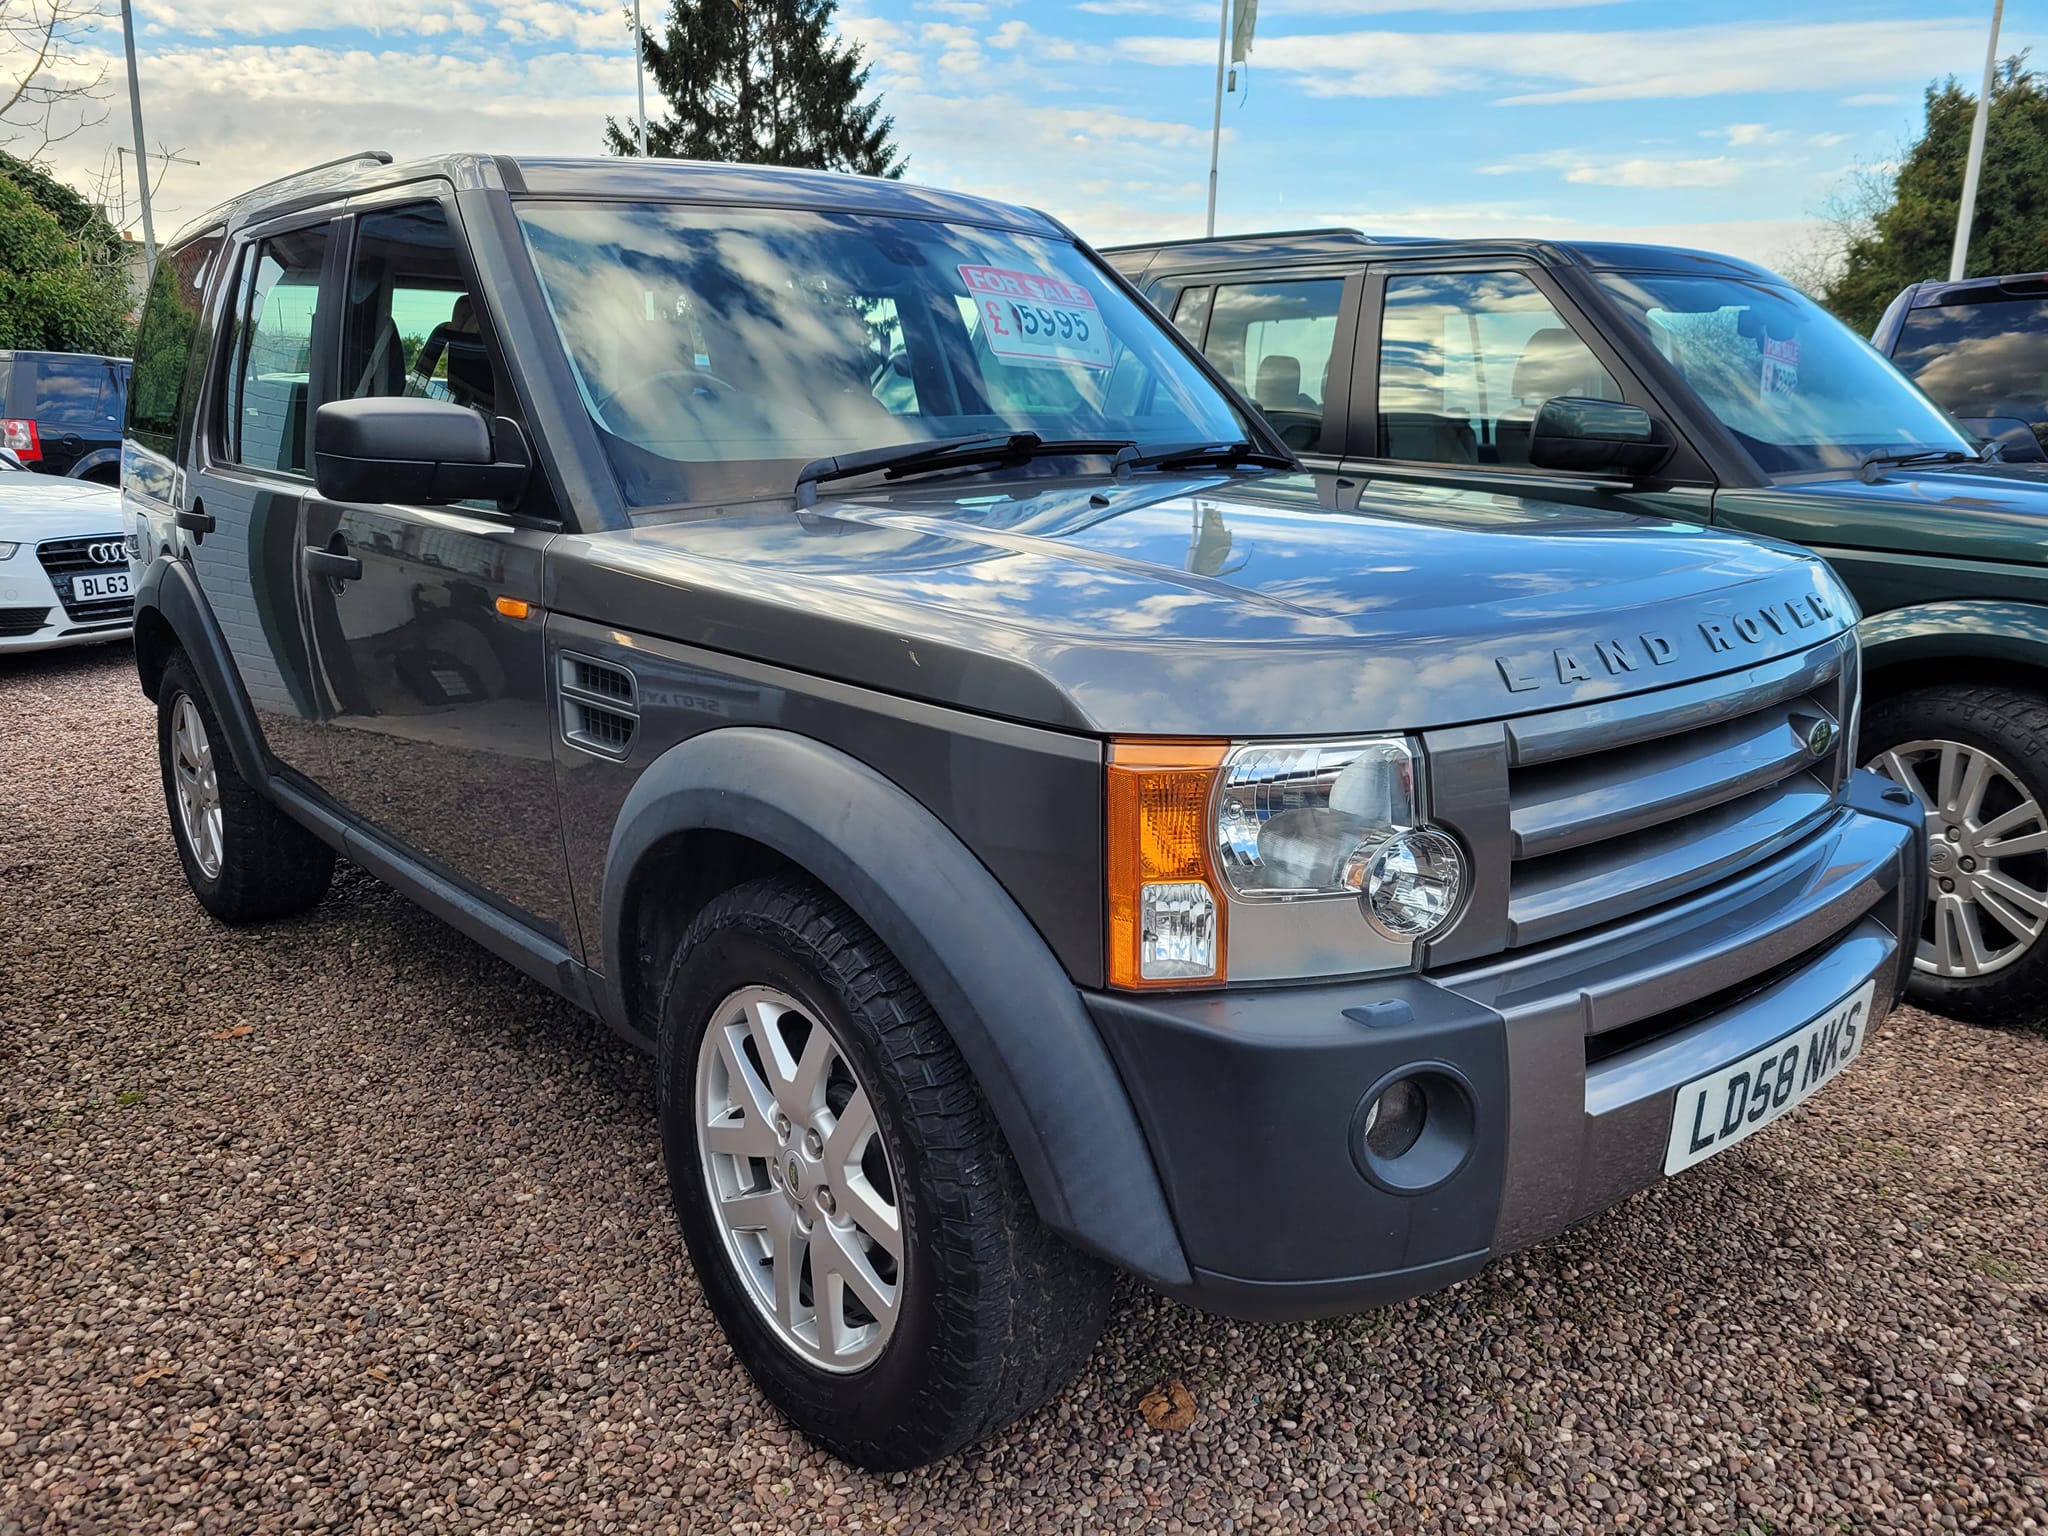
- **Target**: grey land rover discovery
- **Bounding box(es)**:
[125,151,1923,1469]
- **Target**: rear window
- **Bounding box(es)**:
[34,357,120,430]
[1893,296,2048,448]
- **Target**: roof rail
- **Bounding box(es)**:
[243,149,395,199]
[1101,226,1366,253]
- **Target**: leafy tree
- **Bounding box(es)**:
[1823,56,2048,333]
[606,0,903,178]
[0,153,131,352]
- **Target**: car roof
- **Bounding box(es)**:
[1898,272,2048,308]
[169,150,1070,249]
[1103,227,1785,284]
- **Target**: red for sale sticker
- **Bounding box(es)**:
[959,264,1115,371]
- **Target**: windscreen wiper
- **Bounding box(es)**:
[794,433,1139,506]
[1856,447,1978,483]
[1125,440,1298,473]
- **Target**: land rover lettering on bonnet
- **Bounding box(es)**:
[124,152,1923,1469]
[1497,592,1838,695]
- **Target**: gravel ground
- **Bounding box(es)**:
[3,644,2045,1536]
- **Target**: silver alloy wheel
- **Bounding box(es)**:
[695,985,903,1373]
[170,693,224,881]
[1869,738,2048,979]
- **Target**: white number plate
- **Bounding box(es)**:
[1664,979,1876,1176]
[72,570,131,601]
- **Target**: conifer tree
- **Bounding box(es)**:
[606,0,903,179]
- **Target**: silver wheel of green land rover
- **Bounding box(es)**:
[695,983,903,1373]
[1869,737,2048,979]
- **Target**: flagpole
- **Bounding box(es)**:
[634,0,650,156]
[1206,0,1227,236]
[1949,0,2004,280]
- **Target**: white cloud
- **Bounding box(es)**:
[1841,92,1909,106]
[1807,131,1851,148]
[1119,18,2028,104]
[1706,123,1787,147]
[990,21,1080,59]
[45,41,635,228]
[1483,149,1746,188]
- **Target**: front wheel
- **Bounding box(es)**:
[656,875,1113,1470]
[156,651,335,923]
[1865,683,2048,1026]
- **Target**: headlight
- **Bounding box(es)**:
[1216,738,1419,898]
[1105,736,1469,991]
[1362,828,1465,940]
[0,542,16,560]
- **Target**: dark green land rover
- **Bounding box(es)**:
[1110,230,2048,1025]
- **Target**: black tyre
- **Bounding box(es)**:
[656,874,1113,1470]
[1865,683,2048,1026]
[157,651,335,924]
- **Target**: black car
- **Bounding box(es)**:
[1109,228,2048,1024]
[125,154,1919,1468]
[1873,271,2048,462]
[0,348,130,482]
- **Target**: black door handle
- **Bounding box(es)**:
[176,506,215,534]
[304,542,362,583]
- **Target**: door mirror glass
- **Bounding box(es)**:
[313,397,528,505]
[1527,396,1673,476]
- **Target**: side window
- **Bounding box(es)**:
[128,231,222,455]
[342,202,504,422]
[1203,279,1344,452]
[225,225,330,475]
[35,359,118,430]
[1170,286,1212,346]
[1378,271,1619,466]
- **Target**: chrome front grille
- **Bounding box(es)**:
[1496,636,1854,951]
[36,535,133,624]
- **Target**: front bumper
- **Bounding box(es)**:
[1083,770,1925,1322]
[0,540,133,653]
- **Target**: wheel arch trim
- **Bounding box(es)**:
[601,726,1192,1288]
[1860,600,2048,685]
[65,447,121,480]
[133,554,270,785]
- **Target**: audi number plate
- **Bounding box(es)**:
[71,570,131,602]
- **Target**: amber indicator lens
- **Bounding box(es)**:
[1106,740,1227,988]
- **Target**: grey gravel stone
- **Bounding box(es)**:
[3,644,2045,1533]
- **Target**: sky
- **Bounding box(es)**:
[24,0,2042,272]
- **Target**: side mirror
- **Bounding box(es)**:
[313,397,529,506]
[1527,396,1674,477]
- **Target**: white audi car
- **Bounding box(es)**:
[0,450,131,653]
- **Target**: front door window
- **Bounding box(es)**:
[1202,278,1345,453]
[1378,271,1618,466]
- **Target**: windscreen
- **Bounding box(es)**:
[1597,272,1973,474]
[515,202,1249,508]
[1892,295,2048,453]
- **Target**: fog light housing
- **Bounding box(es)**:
[1362,828,1465,940]
[1350,1065,1477,1193]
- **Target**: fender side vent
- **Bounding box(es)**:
[559,652,639,759]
